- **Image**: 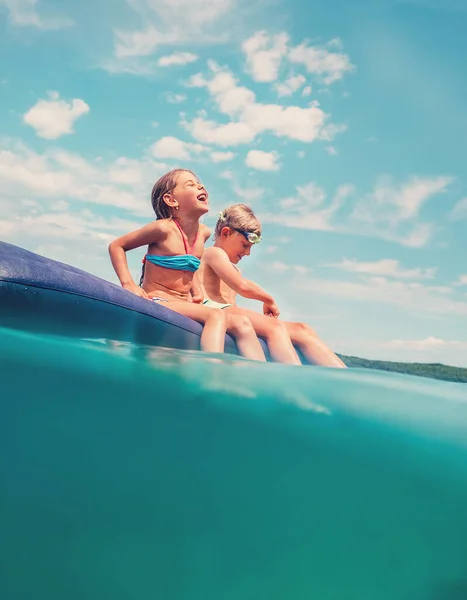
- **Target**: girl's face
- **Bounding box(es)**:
[220,228,254,264]
[170,171,209,216]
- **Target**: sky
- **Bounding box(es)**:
[1,0,467,367]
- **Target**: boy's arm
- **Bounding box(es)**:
[108,221,167,298]
[204,248,280,317]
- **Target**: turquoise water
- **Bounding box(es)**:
[1,327,467,600]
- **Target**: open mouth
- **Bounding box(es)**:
[197,192,208,202]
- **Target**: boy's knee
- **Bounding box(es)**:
[230,315,253,335]
[295,322,315,337]
[208,310,227,327]
[268,319,289,338]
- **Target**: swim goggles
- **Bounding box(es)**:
[233,228,262,244]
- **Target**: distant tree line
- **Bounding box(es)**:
[338,355,467,384]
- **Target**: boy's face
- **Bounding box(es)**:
[221,229,254,264]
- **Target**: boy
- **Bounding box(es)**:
[199,204,346,367]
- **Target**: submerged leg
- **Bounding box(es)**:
[225,313,266,362]
[284,321,346,368]
[226,307,301,365]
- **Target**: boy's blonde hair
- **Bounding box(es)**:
[214,204,261,241]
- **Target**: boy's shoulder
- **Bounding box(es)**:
[204,247,241,273]
[204,246,228,260]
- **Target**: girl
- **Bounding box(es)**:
[199,204,346,367]
[108,170,266,362]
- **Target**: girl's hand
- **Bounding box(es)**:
[123,282,150,300]
[190,293,204,304]
[263,301,280,318]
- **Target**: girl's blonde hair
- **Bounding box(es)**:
[214,204,261,241]
[151,168,199,219]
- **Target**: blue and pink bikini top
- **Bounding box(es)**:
[142,220,201,273]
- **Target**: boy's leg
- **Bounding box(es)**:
[225,306,301,365]
[284,321,346,368]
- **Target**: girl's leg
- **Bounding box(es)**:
[226,307,301,365]
[225,313,266,362]
[162,301,265,361]
[199,311,227,353]
[161,300,227,353]
[284,321,346,368]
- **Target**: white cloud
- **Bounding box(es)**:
[262,175,449,248]
[267,259,309,273]
[113,27,172,59]
[381,336,467,367]
[450,197,467,220]
[158,51,198,67]
[0,139,168,216]
[182,63,342,147]
[338,335,467,368]
[302,85,312,96]
[0,0,73,30]
[23,91,89,139]
[270,260,289,272]
[0,139,179,280]
[165,92,187,103]
[280,182,328,211]
[183,117,257,146]
[109,0,234,72]
[326,146,338,155]
[150,136,207,160]
[234,185,264,202]
[264,183,349,232]
[288,41,354,85]
[241,31,354,87]
[242,31,289,82]
[357,176,452,223]
[384,337,467,352]
[245,149,280,171]
[453,274,467,286]
[327,258,437,280]
[210,150,235,162]
[299,274,467,318]
[327,37,343,50]
[0,209,146,282]
[275,74,306,97]
[351,175,453,247]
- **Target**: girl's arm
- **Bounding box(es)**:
[190,272,204,304]
[108,221,167,298]
[189,223,211,304]
[204,247,280,317]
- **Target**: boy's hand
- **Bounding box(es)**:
[123,282,149,300]
[263,301,280,318]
